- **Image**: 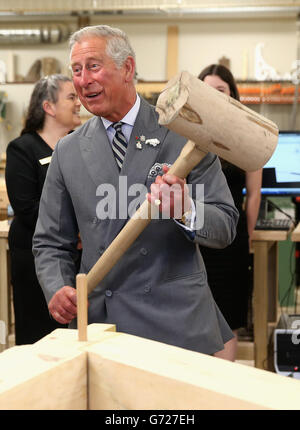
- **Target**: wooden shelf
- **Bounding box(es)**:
[240,95,300,105]
[135,81,166,96]
[238,81,300,105]
[3,80,299,105]
[135,80,300,105]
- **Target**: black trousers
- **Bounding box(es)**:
[9,247,67,345]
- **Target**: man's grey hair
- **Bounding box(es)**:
[69,25,136,70]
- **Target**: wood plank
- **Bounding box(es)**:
[0,343,87,410]
[0,188,9,212]
[0,324,116,410]
[267,242,278,323]
[167,26,178,80]
[0,220,10,352]
[35,323,116,346]
[252,229,288,242]
[291,222,300,241]
[0,235,8,352]
[237,341,254,361]
[0,220,9,238]
[86,332,300,410]
[253,241,269,369]
[1,324,300,410]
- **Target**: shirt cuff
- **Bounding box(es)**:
[173,198,196,237]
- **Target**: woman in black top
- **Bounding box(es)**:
[5,74,81,344]
[198,65,262,361]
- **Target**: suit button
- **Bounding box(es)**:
[140,248,148,256]
[105,290,113,297]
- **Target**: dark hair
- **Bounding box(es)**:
[21,74,72,135]
[198,64,240,101]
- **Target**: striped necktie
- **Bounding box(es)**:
[111,121,128,170]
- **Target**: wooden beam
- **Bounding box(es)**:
[1,324,300,410]
[291,222,300,241]
[252,229,289,242]
[86,332,300,410]
[0,342,87,409]
[0,220,9,352]
[0,324,115,410]
[167,26,178,80]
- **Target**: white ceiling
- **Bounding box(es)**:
[0,1,299,19]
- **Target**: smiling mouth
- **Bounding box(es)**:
[86,92,101,99]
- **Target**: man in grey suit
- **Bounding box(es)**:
[33,25,239,356]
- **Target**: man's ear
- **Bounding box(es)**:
[42,100,55,117]
[124,56,136,83]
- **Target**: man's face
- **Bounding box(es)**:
[70,36,134,122]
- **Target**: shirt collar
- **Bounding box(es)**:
[101,94,140,130]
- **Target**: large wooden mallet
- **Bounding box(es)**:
[76,71,278,340]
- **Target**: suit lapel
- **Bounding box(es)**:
[79,116,119,190]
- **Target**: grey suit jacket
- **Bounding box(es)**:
[33,97,239,355]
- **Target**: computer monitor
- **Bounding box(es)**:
[260,130,300,196]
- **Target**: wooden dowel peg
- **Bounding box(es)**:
[76,273,88,341]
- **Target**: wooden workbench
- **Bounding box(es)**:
[0,220,10,352]
[252,228,291,370]
[0,178,9,220]
[291,222,300,242]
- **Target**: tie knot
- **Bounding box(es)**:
[112,121,123,132]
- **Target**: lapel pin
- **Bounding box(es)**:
[135,135,143,149]
[145,138,160,147]
[135,135,160,150]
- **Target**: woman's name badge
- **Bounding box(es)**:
[39,156,52,165]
